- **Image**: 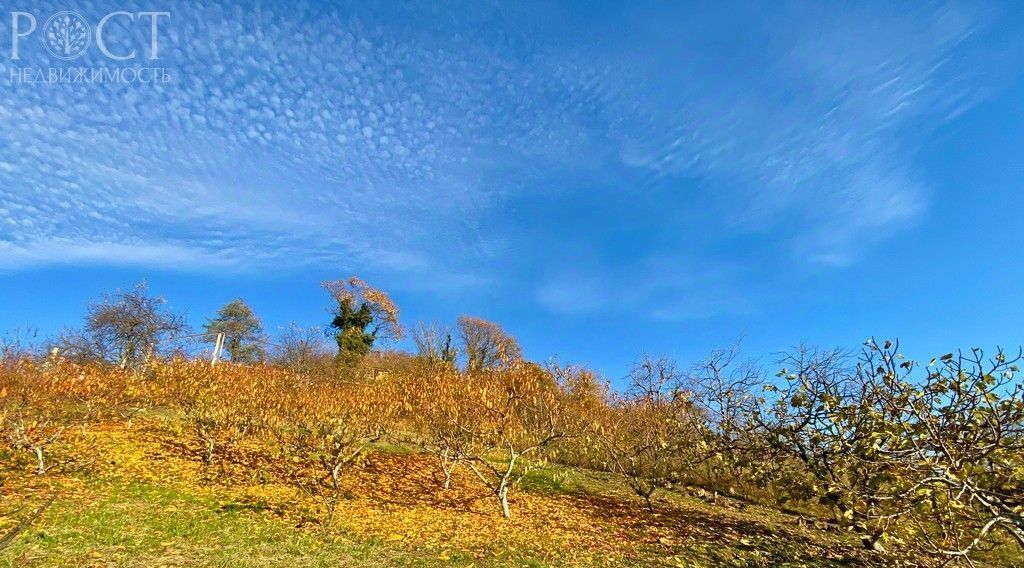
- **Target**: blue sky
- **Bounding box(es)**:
[1,1,1023,382]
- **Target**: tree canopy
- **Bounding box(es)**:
[323,277,402,368]
[204,299,264,363]
[55,281,187,369]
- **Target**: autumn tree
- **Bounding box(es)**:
[861,341,1024,560]
[411,322,457,368]
[275,377,396,524]
[0,359,78,475]
[533,363,610,478]
[152,361,277,471]
[757,344,919,552]
[204,299,265,363]
[395,360,598,497]
[597,356,707,510]
[397,364,475,489]
[55,282,187,369]
[457,362,567,518]
[323,278,402,369]
[0,358,132,475]
[457,316,522,373]
[755,339,1024,560]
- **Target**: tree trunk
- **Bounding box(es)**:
[33,447,45,476]
[325,494,339,526]
[466,453,515,518]
[331,462,343,489]
[439,449,455,489]
[862,533,885,552]
[498,485,511,519]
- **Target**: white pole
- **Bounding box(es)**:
[211,333,225,366]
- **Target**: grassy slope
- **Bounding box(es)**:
[0,419,936,567]
[2,482,447,568]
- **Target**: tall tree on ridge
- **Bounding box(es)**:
[323,277,402,369]
[204,299,265,363]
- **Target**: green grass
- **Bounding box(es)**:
[0,471,873,568]
[8,444,1010,568]
[518,462,615,498]
[0,481,461,568]
[1,476,634,568]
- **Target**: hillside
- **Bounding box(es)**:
[2,321,1021,567]
[3,417,890,568]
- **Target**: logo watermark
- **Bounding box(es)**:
[7,10,171,85]
[43,11,91,60]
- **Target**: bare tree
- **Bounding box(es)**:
[411,321,456,368]
[1,328,41,365]
[270,324,333,374]
[685,344,763,495]
[54,282,187,369]
[597,355,707,510]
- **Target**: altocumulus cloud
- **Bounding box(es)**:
[0,1,1016,316]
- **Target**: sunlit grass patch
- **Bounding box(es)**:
[0,479,458,568]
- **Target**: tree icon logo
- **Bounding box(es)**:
[43,11,91,60]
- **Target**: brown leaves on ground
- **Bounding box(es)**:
[2,418,880,567]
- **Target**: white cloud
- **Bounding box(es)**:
[0,240,231,271]
[567,2,992,263]
[537,255,754,321]
[537,277,608,316]
[0,1,1014,314]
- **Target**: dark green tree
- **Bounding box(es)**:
[323,277,402,369]
[331,298,374,368]
[204,299,265,363]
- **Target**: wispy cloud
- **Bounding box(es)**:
[536,255,753,322]
[0,240,231,271]
[568,2,989,263]
[0,1,1015,317]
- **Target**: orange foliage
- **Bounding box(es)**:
[0,356,135,475]
[322,277,403,342]
[0,355,889,566]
